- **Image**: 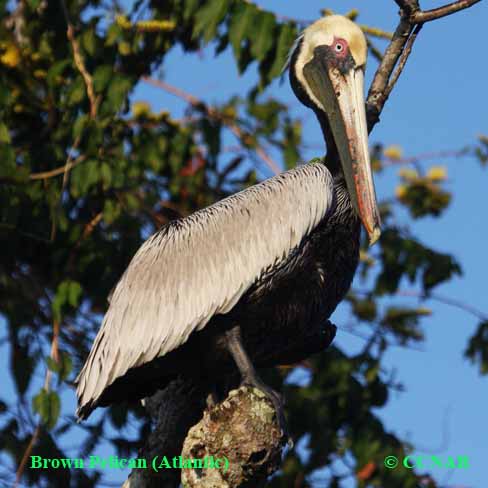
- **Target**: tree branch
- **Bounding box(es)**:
[60,0,98,118]
[384,23,422,100]
[29,155,87,180]
[353,288,488,322]
[366,0,481,131]
[181,387,285,488]
[366,16,414,131]
[412,0,482,23]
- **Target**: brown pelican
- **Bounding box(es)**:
[75,15,381,424]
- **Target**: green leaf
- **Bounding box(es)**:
[193,0,230,44]
[81,29,97,57]
[66,76,86,106]
[32,389,61,430]
[46,356,61,374]
[183,0,200,20]
[52,280,82,321]
[0,145,15,178]
[268,23,297,79]
[228,2,257,60]
[58,352,73,382]
[106,23,122,46]
[250,11,276,62]
[0,122,10,143]
[465,321,488,374]
[100,162,112,189]
[93,65,113,93]
[47,59,71,88]
[46,352,73,383]
[67,281,82,307]
[103,199,120,224]
[73,114,89,139]
[70,159,100,197]
[106,75,133,112]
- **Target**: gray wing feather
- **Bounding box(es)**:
[76,162,334,413]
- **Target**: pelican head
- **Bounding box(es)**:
[288,15,381,244]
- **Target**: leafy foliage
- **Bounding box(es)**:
[0,1,484,487]
[465,321,488,374]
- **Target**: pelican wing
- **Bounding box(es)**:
[76,162,334,416]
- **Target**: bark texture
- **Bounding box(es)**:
[181,387,286,488]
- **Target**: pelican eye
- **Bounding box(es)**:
[335,43,343,52]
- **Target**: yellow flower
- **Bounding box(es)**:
[383,145,403,160]
[395,184,407,199]
[398,168,418,181]
[0,41,20,68]
[427,166,447,182]
[132,101,151,118]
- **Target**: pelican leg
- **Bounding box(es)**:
[225,325,287,436]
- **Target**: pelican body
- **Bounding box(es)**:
[76,16,381,421]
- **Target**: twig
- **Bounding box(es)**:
[59,0,98,118]
[142,76,281,174]
[404,290,488,322]
[384,23,422,99]
[29,155,86,180]
[353,288,488,322]
[360,24,393,40]
[412,0,482,23]
[382,148,469,167]
[394,0,420,16]
[50,135,81,241]
[366,17,413,131]
[68,212,103,270]
[14,424,41,488]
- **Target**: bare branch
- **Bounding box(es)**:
[354,288,488,322]
[384,23,423,100]
[366,18,414,131]
[28,155,86,180]
[59,0,98,118]
[401,290,488,322]
[367,0,480,131]
[394,0,420,16]
[142,77,281,175]
[381,147,469,167]
[360,24,393,40]
[50,135,81,240]
[14,424,41,488]
[412,0,482,23]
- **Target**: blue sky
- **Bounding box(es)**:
[2,1,487,487]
